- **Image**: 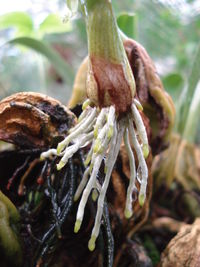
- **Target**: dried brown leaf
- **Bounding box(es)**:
[0,92,75,148]
[124,39,175,155]
[153,134,200,190]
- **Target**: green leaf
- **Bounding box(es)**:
[6,37,74,85]
[0,12,33,36]
[39,14,72,36]
[177,41,200,141]
[117,13,137,39]
[183,85,200,142]
[162,73,184,101]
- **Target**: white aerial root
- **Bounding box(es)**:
[131,103,149,158]
[128,116,148,206]
[124,127,137,219]
[88,120,124,251]
[40,98,149,251]
[40,148,60,160]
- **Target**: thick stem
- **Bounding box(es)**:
[80,0,135,113]
[82,0,125,63]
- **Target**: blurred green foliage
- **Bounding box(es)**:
[0,12,72,37]
[117,13,137,39]
[162,73,184,100]
[0,12,34,36]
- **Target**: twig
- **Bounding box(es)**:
[7,156,30,190]
[18,158,41,195]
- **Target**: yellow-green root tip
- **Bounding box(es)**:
[84,155,91,167]
[88,235,96,251]
[94,126,98,138]
[124,209,133,219]
[40,155,45,161]
[57,161,65,171]
[74,220,81,233]
[89,163,93,173]
[82,99,91,110]
[107,125,113,140]
[139,194,145,207]
[73,195,79,202]
[134,99,143,111]
[93,139,101,154]
[57,143,64,154]
[92,189,98,202]
[142,144,149,159]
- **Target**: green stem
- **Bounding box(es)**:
[79,0,136,109]
[176,42,200,141]
[80,0,126,63]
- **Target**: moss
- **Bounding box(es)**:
[143,234,160,266]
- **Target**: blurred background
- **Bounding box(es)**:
[0,0,200,135]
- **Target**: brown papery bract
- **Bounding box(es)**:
[87,56,133,114]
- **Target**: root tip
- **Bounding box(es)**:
[84,156,91,167]
[57,161,65,171]
[139,193,145,207]
[93,139,101,153]
[74,220,81,233]
[107,125,113,139]
[92,189,98,202]
[73,195,79,202]
[124,209,133,219]
[142,144,149,159]
[94,127,98,138]
[57,143,64,155]
[82,99,91,110]
[88,235,96,251]
[40,155,45,161]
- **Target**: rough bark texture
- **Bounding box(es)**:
[160,218,200,267]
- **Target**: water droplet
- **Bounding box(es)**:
[136,165,142,184]
[132,187,138,202]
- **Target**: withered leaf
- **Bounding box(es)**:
[153,133,200,190]
[124,39,175,155]
[0,92,75,148]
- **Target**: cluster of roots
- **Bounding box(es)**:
[41,97,149,250]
